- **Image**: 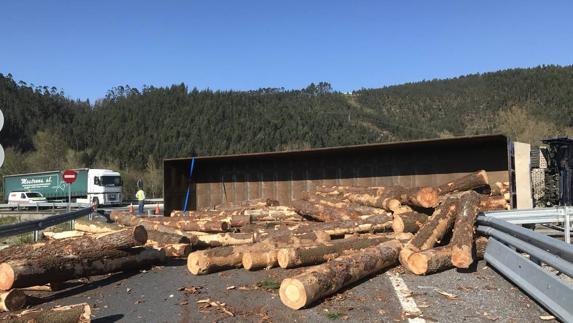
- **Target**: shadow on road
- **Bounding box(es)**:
[92,314,124,323]
[26,270,142,305]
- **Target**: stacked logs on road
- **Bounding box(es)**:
[0,225,166,313]
[103,170,508,311]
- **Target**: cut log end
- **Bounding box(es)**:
[1,289,26,312]
[407,252,430,275]
[279,278,308,310]
[415,187,440,208]
[133,225,148,244]
[0,263,15,291]
[187,253,208,275]
[451,246,473,269]
[277,248,296,269]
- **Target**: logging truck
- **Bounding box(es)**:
[3,168,122,206]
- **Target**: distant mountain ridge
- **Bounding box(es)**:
[1,64,572,170]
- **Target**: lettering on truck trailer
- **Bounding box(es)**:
[20,175,66,192]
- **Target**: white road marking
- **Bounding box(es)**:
[386,272,426,323]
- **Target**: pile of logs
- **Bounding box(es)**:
[95,169,509,311]
[0,224,165,319]
[30,169,507,314]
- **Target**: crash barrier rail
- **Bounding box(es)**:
[0,207,93,241]
[484,206,571,244]
[0,202,91,212]
[477,214,573,322]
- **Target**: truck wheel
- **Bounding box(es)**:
[92,197,100,208]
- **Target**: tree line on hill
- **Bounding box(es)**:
[1,64,572,198]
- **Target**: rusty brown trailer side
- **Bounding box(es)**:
[163,135,511,215]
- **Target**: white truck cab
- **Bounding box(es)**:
[76,169,123,206]
[8,191,48,206]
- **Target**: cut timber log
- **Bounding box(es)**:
[479,195,509,211]
[279,239,401,310]
[243,207,304,222]
[437,170,489,195]
[195,233,255,248]
[302,195,389,216]
[345,186,439,210]
[109,212,199,243]
[147,230,191,244]
[277,233,411,269]
[312,185,378,197]
[140,217,229,233]
[404,236,489,275]
[43,231,85,240]
[399,194,461,272]
[189,231,330,274]
[392,211,428,233]
[0,226,147,263]
[291,199,362,222]
[0,248,165,290]
[2,303,90,323]
[242,231,332,271]
[74,218,122,234]
[0,289,26,312]
[490,181,510,196]
[450,191,481,268]
[161,243,192,258]
[242,250,280,271]
[256,214,394,239]
[187,246,248,275]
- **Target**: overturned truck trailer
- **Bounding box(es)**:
[164,135,531,215]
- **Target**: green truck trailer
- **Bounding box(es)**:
[3,168,123,206]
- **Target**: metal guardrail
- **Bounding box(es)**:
[484,206,571,244]
[477,214,573,321]
[0,207,93,240]
[0,202,91,211]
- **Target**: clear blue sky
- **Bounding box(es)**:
[1,1,572,102]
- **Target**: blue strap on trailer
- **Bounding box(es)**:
[182,157,195,212]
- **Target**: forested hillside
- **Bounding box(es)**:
[1,65,573,197]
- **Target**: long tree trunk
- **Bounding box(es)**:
[160,243,192,258]
[189,230,330,274]
[399,194,461,272]
[277,233,409,269]
[74,218,122,234]
[1,303,91,323]
[140,217,230,232]
[450,191,481,268]
[147,230,191,244]
[392,211,428,233]
[291,200,362,222]
[279,240,401,310]
[187,245,249,275]
[0,248,165,290]
[302,195,390,216]
[402,236,489,275]
[243,207,303,222]
[345,186,439,210]
[479,195,509,211]
[437,170,489,195]
[312,185,379,197]
[0,289,26,312]
[242,230,333,271]
[194,233,255,248]
[110,212,200,244]
[0,226,147,263]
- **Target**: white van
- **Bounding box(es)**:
[8,191,48,207]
